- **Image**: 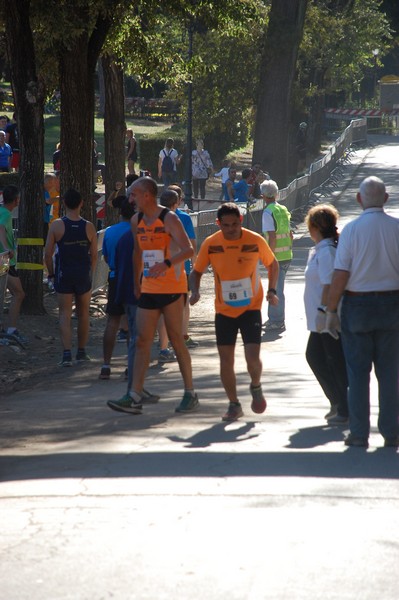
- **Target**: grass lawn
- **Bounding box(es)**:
[43,114,173,172]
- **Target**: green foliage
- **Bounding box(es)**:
[150,4,269,164]
[296,0,392,107]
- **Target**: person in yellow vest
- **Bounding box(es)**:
[261,179,293,331]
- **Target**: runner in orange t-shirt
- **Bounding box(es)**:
[190,202,279,421]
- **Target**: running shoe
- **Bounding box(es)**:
[107,394,143,414]
[250,384,267,414]
[117,329,128,343]
[185,337,199,348]
[99,366,111,380]
[175,392,199,413]
[158,348,176,362]
[222,402,244,422]
[76,350,91,362]
[264,321,285,331]
[141,388,160,404]
[324,406,337,420]
[327,414,349,425]
[59,352,72,367]
[8,329,29,345]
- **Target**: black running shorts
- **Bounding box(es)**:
[215,310,262,346]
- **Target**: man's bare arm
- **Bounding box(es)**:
[189,269,203,305]
[327,270,350,312]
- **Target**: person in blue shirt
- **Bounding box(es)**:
[0,130,12,172]
[233,168,252,204]
[99,197,135,379]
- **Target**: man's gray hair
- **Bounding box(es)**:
[261,179,279,199]
[359,176,386,209]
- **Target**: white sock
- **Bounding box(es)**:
[129,391,142,403]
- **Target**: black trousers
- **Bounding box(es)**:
[193,178,207,199]
[306,331,349,417]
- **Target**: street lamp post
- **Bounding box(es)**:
[372,48,379,102]
[184,23,194,211]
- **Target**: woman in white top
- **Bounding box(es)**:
[192,139,213,200]
[304,204,348,424]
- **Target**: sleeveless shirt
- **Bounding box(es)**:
[136,208,187,294]
[55,217,91,278]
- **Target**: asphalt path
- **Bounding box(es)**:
[1,136,399,600]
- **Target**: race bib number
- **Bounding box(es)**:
[143,249,164,277]
[221,277,253,307]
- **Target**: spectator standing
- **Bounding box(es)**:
[326,176,399,448]
[189,202,279,422]
[126,129,138,174]
[99,197,135,380]
[192,139,213,200]
[247,163,268,199]
[223,167,237,202]
[214,159,231,201]
[304,204,348,425]
[0,130,12,172]
[43,173,60,242]
[5,113,19,171]
[44,188,97,367]
[261,179,293,332]
[233,168,252,204]
[93,140,106,185]
[296,122,307,173]
[0,185,26,344]
[53,143,61,171]
[158,138,180,187]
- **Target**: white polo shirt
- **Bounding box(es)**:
[334,208,399,292]
[304,238,336,331]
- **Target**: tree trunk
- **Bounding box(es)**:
[97,59,105,118]
[253,0,308,187]
[102,54,126,226]
[4,0,45,314]
[58,13,112,223]
[59,33,95,223]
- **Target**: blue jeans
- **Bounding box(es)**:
[268,260,290,324]
[341,293,399,440]
[161,172,176,187]
[124,303,138,394]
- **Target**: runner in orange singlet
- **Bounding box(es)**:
[107,177,198,415]
[190,202,279,421]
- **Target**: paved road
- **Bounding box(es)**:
[1,137,399,600]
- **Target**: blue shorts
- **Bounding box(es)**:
[215,310,262,346]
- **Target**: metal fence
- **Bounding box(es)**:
[189,117,367,247]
